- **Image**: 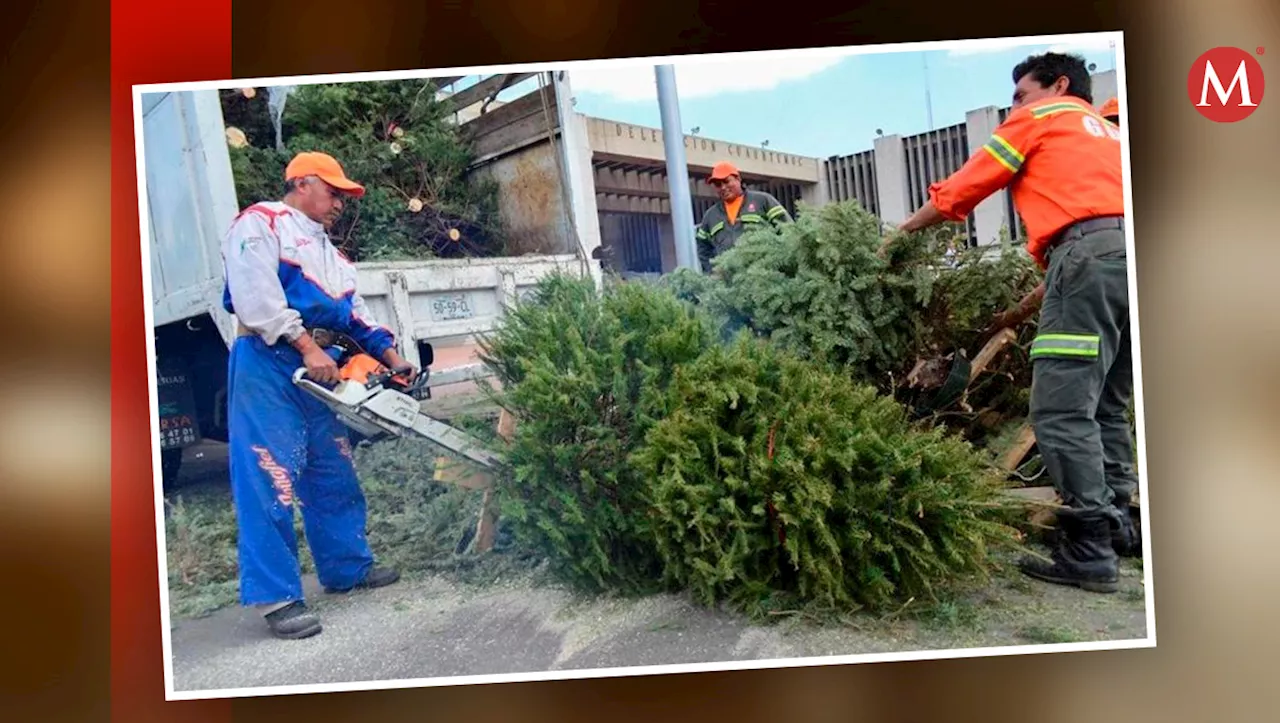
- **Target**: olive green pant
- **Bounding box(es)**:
[1030,223,1138,519]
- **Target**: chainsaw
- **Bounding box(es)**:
[290,330,502,472]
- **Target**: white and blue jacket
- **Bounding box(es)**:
[220,201,396,359]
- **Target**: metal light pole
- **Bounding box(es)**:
[654,64,699,272]
[923,53,935,129]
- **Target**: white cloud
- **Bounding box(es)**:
[946,35,1117,57]
[568,52,845,103]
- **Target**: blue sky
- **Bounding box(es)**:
[479,36,1118,159]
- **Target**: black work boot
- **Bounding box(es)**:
[264,601,322,640]
[1110,499,1141,558]
[1019,509,1120,593]
[323,565,401,595]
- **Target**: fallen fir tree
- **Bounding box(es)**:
[636,334,1025,616]
[477,273,1025,617]
[662,200,1043,451]
[475,274,716,594]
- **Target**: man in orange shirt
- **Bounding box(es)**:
[695,161,792,274]
[893,52,1137,593]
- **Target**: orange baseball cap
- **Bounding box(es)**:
[285,151,366,198]
[708,161,740,182]
[1099,97,1119,119]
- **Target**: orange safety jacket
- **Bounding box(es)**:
[927,95,1125,267]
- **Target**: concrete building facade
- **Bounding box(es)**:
[454,69,1119,277]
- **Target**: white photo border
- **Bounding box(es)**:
[130,29,1154,702]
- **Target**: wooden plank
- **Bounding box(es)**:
[433,455,494,491]
[433,455,500,554]
[1005,485,1058,504]
[968,327,1017,383]
[474,409,517,553]
[448,72,538,115]
[1005,485,1062,530]
[430,406,518,555]
[1000,423,1038,472]
[473,489,499,552]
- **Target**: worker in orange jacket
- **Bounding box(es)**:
[989,93,1122,353]
[891,52,1137,593]
[695,161,793,273]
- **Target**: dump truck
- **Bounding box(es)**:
[138,73,604,487]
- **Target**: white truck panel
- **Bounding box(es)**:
[354,254,588,370]
[141,89,240,345]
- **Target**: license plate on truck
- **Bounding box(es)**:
[157,367,202,451]
[158,410,200,450]
[430,293,476,321]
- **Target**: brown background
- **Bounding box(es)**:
[6,0,1279,719]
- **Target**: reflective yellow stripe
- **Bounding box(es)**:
[709,221,725,237]
[766,204,787,219]
[1030,332,1100,359]
[740,213,766,224]
[982,133,1024,174]
[1031,102,1091,119]
[1031,347,1098,358]
[696,228,710,240]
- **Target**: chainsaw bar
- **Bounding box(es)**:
[292,368,502,470]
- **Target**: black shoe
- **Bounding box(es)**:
[1111,502,1142,558]
[264,601,323,640]
[323,566,401,595]
[1019,509,1119,593]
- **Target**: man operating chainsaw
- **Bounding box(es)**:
[887,52,1138,594]
[220,151,416,640]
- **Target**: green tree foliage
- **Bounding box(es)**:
[475,275,715,594]
[477,273,1025,616]
[662,202,953,383]
[220,80,506,261]
[634,335,1023,615]
[662,200,1042,445]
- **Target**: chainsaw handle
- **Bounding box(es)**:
[398,367,429,397]
[367,365,428,400]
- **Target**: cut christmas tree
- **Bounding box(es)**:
[635,333,1024,617]
[476,273,1027,618]
[474,274,716,594]
[662,200,1042,453]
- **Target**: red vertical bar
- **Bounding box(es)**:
[111,0,234,718]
